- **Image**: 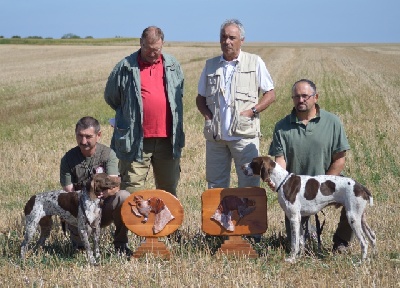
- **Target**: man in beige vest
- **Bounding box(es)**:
[196,19,276,190]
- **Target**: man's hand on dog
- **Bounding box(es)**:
[266,180,275,190]
[99,186,119,198]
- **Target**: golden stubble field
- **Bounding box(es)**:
[0,42,399,287]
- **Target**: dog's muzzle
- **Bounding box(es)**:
[241,163,254,177]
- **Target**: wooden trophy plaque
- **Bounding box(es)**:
[121,189,184,260]
[202,187,267,258]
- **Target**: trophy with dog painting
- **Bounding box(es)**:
[121,190,184,260]
[202,187,267,258]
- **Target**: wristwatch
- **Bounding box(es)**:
[251,106,259,116]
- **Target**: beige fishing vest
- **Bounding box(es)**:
[203,51,260,141]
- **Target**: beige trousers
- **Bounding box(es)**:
[205,137,260,189]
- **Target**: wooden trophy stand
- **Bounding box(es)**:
[121,190,184,260]
[202,187,267,258]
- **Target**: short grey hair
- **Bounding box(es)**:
[141,26,164,43]
[75,116,101,134]
[220,19,245,40]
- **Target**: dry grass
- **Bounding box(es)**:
[0,42,399,287]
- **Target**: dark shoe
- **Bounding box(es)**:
[72,241,85,252]
[332,243,349,254]
[115,244,133,257]
[332,235,349,254]
[167,230,182,243]
[252,235,262,244]
[244,234,262,244]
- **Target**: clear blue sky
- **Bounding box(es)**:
[2,0,399,43]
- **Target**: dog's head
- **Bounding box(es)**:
[135,196,165,211]
[131,195,152,217]
[130,195,166,216]
[241,156,276,182]
[88,173,121,200]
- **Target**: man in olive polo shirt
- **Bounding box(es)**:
[268,79,352,253]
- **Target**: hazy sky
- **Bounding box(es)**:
[1,0,399,43]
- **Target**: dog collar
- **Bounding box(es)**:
[275,173,293,192]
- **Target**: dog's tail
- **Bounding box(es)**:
[362,184,374,206]
[357,182,373,206]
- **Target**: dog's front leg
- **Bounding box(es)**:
[286,212,301,263]
[92,216,101,261]
[21,218,37,258]
[78,219,97,265]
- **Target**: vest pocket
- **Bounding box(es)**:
[231,90,258,137]
[203,119,220,141]
[205,74,220,96]
[114,126,131,153]
[231,114,257,137]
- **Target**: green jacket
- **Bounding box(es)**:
[104,50,185,162]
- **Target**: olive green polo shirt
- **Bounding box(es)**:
[268,105,350,175]
[60,143,119,189]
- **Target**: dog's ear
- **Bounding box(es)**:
[156,198,165,213]
[260,164,268,182]
[106,176,121,189]
[261,156,277,180]
[88,174,101,200]
[85,179,92,192]
[153,198,161,213]
[260,159,274,182]
[250,157,263,175]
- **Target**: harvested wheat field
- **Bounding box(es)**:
[0,42,399,287]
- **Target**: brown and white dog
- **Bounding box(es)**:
[129,195,174,234]
[20,173,120,265]
[242,156,376,263]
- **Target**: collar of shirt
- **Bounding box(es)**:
[290,104,321,124]
[219,50,241,64]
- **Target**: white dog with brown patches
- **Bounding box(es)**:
[20,173,120,265]
[242,156,376,263]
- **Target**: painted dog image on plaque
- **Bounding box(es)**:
[128,195,175,234]
[211,195,256,231]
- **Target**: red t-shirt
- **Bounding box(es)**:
[138,54,172,138]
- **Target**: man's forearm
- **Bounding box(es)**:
[257,89,276,113]
[326,151,347,176]
[196,94,213,120]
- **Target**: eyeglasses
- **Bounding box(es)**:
[292,93,315,101]
[141,43,163,54]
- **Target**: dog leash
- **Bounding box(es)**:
[315,210,326,251]
[275,173,293,192]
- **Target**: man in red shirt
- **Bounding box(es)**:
[105,26,185,197]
